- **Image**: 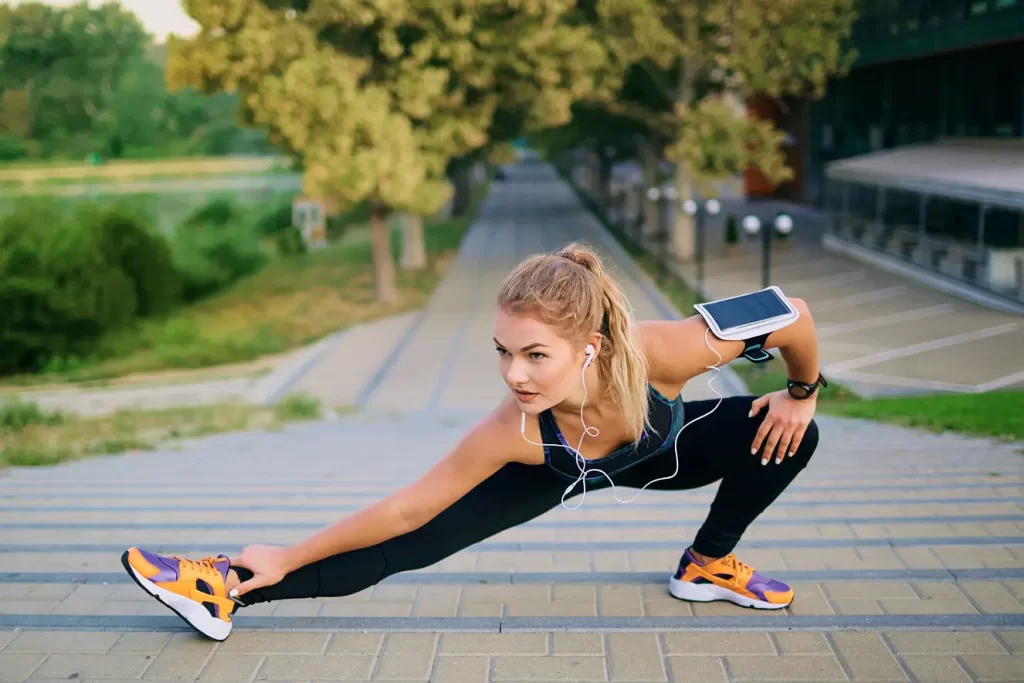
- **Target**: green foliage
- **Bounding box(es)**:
[0,397,64,431]
[274,225,307,257]
[0,2,273,162]
[275,393,322,422]
[0,199,177,374]
[172,225,267,303]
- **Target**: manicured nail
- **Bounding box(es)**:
[761,458,768,466]
[751,448,757,455]
[775,457,782,464]
[229,588,238,598]
[747,410,752,417]
[788,451,794,458]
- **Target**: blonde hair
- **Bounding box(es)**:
[496,241,652,442]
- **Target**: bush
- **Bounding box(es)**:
[255,198,294,236]
[72,202,182,317]
[0,199,181,375]
[181,197,242,229]
[0,397,64,431]
[172,220,267,302]
[274,225,307,256]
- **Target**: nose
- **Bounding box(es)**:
[503,357,530,386]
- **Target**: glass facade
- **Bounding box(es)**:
[808,2,1024,305]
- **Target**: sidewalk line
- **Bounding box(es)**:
[2,536,1021,552]
[2,513,1021,530]
[975,370,1024,392]
[1,613,1020,632]
[4,567,1024,585]
[816,304,955,338]
[813,286,908,312]
[826,323,1021,373]
[352,309,430,407]
[827,370,978,393]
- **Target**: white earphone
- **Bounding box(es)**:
[520,328,725,510]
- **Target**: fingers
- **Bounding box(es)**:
[748,395,769,417]
[787,426,807,461]
[229,574,270,599]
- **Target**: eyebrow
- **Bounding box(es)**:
[493,338,548,352]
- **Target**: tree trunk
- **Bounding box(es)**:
[449,159,472,217]
[370,207,398,304]
[400,213,426,270]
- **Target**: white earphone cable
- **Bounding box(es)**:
[521,327,726,509]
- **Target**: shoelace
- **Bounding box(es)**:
[717,554,755,586]
[173,556,224,583]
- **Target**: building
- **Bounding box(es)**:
[750,0,1024,310]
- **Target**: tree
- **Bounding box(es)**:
[167,0,617,302]
[0,1,149,156]
[587,0,858,259]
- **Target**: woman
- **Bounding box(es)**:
[122,241,823,641]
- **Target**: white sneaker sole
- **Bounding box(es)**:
[669,576,790,610]
[121,551,233,641]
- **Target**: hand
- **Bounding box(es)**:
[228,544,292,599]
[748,390,817,465]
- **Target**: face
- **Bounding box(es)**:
[494,308,590,414]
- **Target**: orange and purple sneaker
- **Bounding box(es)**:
[121,547,240,641]
[668,547,793,610]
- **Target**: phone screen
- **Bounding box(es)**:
[701,289,791,330]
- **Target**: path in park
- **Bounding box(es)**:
[1,163,1023,682]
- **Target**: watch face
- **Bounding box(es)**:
[788,384,813,399]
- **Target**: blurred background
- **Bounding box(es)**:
[0,0,1022,461]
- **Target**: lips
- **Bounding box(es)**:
[514,389,539,403]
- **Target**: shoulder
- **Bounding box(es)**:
[459,393,546,467]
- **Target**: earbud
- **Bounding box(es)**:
[584,344,596,368]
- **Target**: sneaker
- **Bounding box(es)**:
[121,547,240,641]
[668,547,793,610]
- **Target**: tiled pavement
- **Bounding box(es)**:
[1,164,1022,681]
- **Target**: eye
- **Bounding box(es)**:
[529,352,546,360]
[495,346,509,356]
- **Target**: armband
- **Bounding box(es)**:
[692,286,800,365]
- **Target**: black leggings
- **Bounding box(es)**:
[233,395,818,606]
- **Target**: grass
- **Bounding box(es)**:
[558,167,1024,443]
[0,155,292,187]
[0,393,330,468]
[0,179,488,389]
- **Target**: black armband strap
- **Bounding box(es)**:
[741,332,773,364]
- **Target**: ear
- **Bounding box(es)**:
[586,333,603,360]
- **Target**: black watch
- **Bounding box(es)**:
[787,373,827,400]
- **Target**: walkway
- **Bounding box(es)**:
[0,164,1022,682]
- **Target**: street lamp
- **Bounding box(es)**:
[741,211,794,289]
[683,196,722,297]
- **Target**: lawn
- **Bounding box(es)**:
[0,393,330,467]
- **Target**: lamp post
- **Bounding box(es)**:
[742,211,793,289]
[682,197,722,298]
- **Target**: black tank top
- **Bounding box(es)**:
[538,384,686,484]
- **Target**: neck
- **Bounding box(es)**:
[550,367,609,422]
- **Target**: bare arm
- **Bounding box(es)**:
[640,297,820,385]
[280,411,516,574]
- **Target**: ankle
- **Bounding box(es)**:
[689,548,720,566]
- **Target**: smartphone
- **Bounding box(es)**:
[694,286,799,341]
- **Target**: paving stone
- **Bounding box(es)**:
[256,654,374,680]
[725,655,847,680]
[197,654,264,682]
[662,633,773,655]
[829,632,907,680]
[0,653,46,682]
[374,633,438,680]
[432,655,489,683]
[33,654,151,680]
[6,631,119,654]
[772,632,832,655]
[491,655,606,681]
[664,656,727,683]
[899,656,972,682]
[606,633,665,681]
[552,634,604,655]
[959,654,1024,681]
[441,634,547,655]
[885,631,1008,654]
